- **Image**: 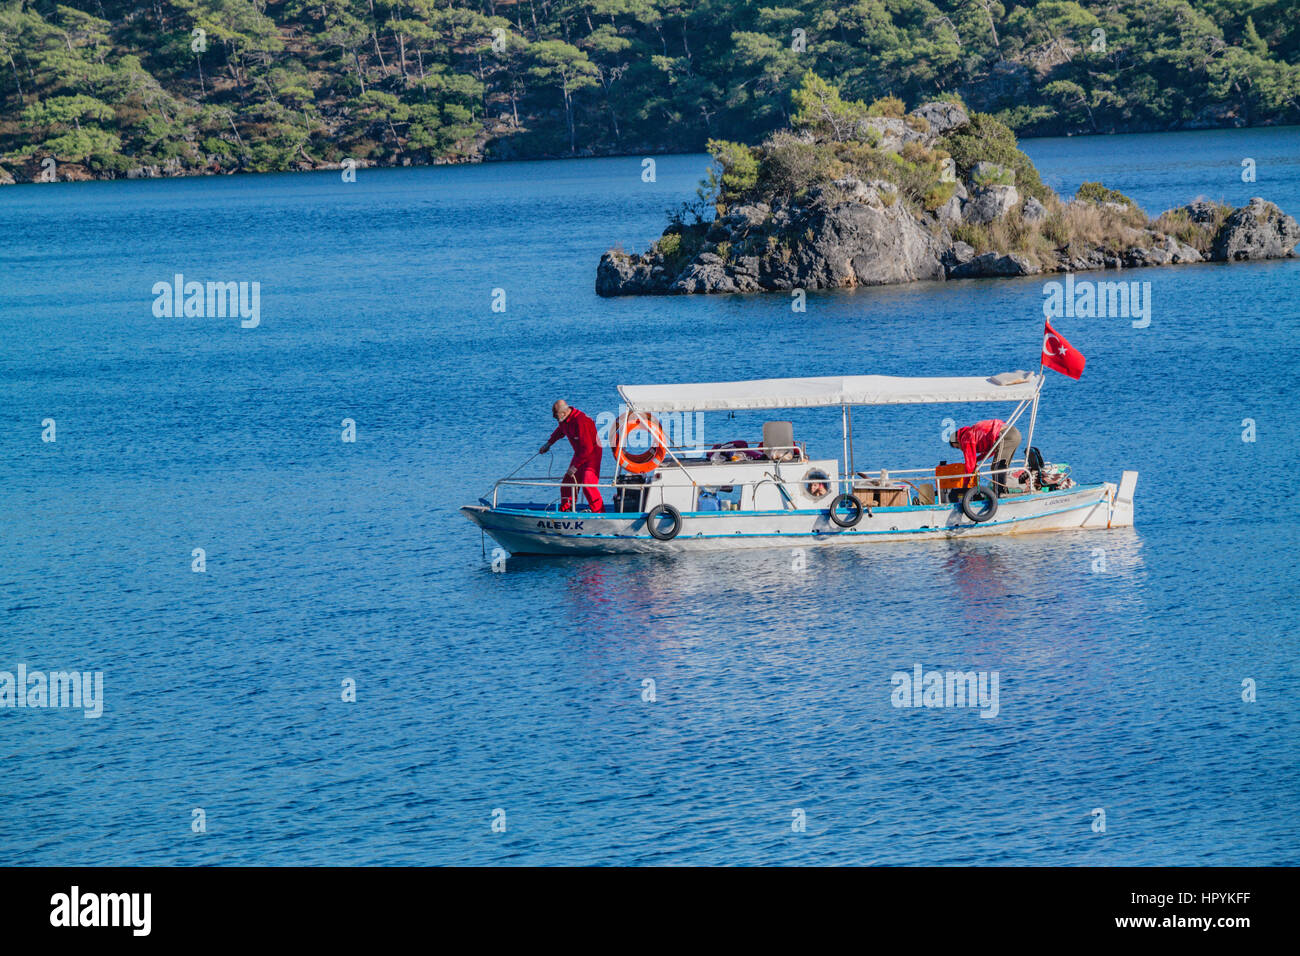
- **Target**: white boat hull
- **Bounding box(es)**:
[463,475,1136,556]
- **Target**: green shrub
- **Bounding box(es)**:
[654,232,681,259]
[704,139,759,203]
[202,137,237,162]
[867,95,906,118]
[756,131,843,200]
[828,139,944,213]
[923,180,956,212]
[653,225,707,269]
[1151,202,1231,253]
[1076,181,1136,208]
[971,164,1014,187]
[1041,211,1071,246]
[940,112,1050,203]
[952,222,991,253]
[899,140,932,165]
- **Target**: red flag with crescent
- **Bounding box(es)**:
[1042,320,1085,379]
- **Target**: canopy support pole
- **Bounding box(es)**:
[970,388,1037,476]
[625,402,700,495]
[847,405,856,477]
[1024,368,1045,465]
[841,404,850,491]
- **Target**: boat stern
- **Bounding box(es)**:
[1108,470,1138,528]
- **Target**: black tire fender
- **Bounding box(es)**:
[828,493,863,528]
[645,504,682,540]
[961,484,999,523]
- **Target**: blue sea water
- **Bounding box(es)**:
[1,128,1298,865]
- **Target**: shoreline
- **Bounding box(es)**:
[5,121,1299,189]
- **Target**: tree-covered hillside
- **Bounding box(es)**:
[2,0,1298,181]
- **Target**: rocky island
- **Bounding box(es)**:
[596,74,1299,298]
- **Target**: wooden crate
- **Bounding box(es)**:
[853,486,909,508]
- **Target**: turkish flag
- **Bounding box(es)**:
[1042,321,1086,379]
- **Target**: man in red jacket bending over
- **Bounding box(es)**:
[950,419,1021,495]
[540,400,605,513]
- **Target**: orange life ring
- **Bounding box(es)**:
[613,412,667,474]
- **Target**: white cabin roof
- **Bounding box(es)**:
[618,373,1040,413]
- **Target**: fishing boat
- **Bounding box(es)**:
[461,371,1137,555]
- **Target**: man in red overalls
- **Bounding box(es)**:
[540,400,605,512]
[950,419,1021,495]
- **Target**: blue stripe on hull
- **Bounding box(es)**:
[485,485,1105,521]
[470,496,1105,543]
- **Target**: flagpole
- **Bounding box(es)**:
[1024,360,1045,467]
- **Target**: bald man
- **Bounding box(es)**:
[540,400,605,513]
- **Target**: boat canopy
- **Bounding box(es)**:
[618,373,1041,413]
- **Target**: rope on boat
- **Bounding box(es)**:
[482,447,552,504]
[503,450,541,481]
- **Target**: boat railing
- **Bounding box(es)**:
[489,458,1031,511]
[653,443,806,461]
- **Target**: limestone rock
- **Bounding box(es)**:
[948,252,1040,278]
[672,253,738,293]
[936,193,964,226]
[723,203,770,228]
[942,241,976,269]
[1022,196,1049,223]
[596,251,670,296]
[964,184,1019,225]
[908,101,970,137]
[855,116,926,153]
[789,202,947,287]
[1211,198,1300,260]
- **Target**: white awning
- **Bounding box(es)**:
[618,373,1040,413]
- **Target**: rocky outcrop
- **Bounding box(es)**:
[1212,198,1300,260]
[598,190,1298,295]
[942,241,976,271]
[1124,235,1203,267]
[963,184,1019,225]
[1181,199,1224,225]
[856,117,926,153]
[948,252,1040,278]
[596,251,672,296]
[596,102,1300,297]
[784,201,946,288]
[935,193,964,227]
[597,189,946,296]
[1022,196,1049,223]
[909,101,969,136]
[673,253,745,294]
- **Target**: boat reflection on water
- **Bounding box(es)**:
[511,528,1150,686]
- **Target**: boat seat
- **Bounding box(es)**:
[762,421,794,460]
